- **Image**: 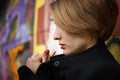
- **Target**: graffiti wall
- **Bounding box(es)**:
[33,0,51,54]
[0,0,35,80]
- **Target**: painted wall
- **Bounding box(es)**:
[0,0,35,79]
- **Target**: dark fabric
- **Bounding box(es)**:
[18,65,35,80]
[18,41,120,80]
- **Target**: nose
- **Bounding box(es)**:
[53,29,61,40]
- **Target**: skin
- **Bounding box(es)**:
[54,26,97,55]
[26,49,49,73]
[26,49,55,73]
[26,26,97,74]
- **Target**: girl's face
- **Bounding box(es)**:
[53,26,97,55]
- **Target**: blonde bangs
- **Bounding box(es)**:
[50,0,89,34]
[50,0,118,41]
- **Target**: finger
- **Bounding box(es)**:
[30,54,43,63]
[31,54,39,58]
[50,50,56,57]
[42,49,50,63]
[26,57,41,74]
[26,57,35,66]
[26,57,31,64]
[46,50,56,61]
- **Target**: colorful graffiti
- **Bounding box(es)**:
[33,0,50,54]
[0,0,35,80]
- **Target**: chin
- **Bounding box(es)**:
[63,50,73,55]
[63,51,69,55]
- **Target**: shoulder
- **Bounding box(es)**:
[83,61,120,80]
[89,61,120,71]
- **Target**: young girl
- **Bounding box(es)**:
[18,0,120,80]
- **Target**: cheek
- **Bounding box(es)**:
[63,40,88,55]
[72,39,88,52]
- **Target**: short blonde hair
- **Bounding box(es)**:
[50,0,118,41]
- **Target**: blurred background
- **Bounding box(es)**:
[0,0,119,80]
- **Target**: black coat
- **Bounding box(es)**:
[18,41,120,80]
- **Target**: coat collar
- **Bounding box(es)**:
[49,41,117,67]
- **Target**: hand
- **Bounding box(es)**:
[26,49,56,74]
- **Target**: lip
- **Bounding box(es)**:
[59,44,65,49]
